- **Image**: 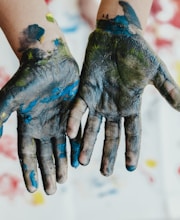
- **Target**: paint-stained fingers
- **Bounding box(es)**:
[37,139,56,195]
[69,126,81,168]
[153,62,180,111]
[18,135,38,193]
[79,113,102,165]
[53,135,68,184]
[124,114,141,171]
[100,119,121,176]
[67,97,87,139]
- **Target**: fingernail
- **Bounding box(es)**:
[126,165,136,172]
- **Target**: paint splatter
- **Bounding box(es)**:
[0,173,24,199]
[175,61,180,85]
[29,170,38,188]
[46,13,55,23]
[31,191,45,205]
[139,166,155,184]
[19,25,45,52]
[145,159,158,168]
[0,135,17,160]
[70,141,80,168]
[44,0,52,4]
[57,143,66,158]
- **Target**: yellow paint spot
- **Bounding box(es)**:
[175,61,180,85]
[28,51,33,60]
[145,159,157,168]
[31,191,45,205]
[46,13,55,23]
[1,112,7,120]
[40,35,45,44]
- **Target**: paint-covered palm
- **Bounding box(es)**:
[67,4,180,176]
[0,41,80,195]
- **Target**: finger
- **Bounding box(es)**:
[124,114,141,171]
[100,119,121,176]
[79,113,102,165]
[153,61,180,111]
[18,134,38,193]
[37,139,56,195]
[53,135,68,184]
[67,97,87,139]
[69,126,81,168]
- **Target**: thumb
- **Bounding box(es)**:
[0,81,20,136]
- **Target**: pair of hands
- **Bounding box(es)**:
[0,24,179,195]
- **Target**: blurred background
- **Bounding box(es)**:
[0,0,180,219]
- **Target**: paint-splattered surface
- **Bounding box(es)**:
[0,0,180,219]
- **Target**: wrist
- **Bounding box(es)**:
[97,0,153,31]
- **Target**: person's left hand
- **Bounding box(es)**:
[67,25,180,176]
[0,41,80,195]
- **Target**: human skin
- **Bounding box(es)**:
[78,0,99,29]
[0,0,80,195]
[67,0,180,176]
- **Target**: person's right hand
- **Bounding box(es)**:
[67,1,180,176]
[0,39,80,195]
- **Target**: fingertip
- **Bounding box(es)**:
[72,160,80,168]
[100,163,113,177]
[100,169,113,177]
[57,174,67,184]
[0,126,3,137]
[67,126,78,139]
[45,187,57,195]
[27,186,38,194]
[43,177,57,195]
[79,152,89,166]
[126,165,137,172]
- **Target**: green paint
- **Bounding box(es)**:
[46,13,55,23]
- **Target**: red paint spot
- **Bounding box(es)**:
[0,135,17,160]
[0,67,11,88]
[169,11,180,28]
[155,38,173,48]
[150,0,162,16]
[139,166,155,184]
[177,166,180,175]
[44,0,52,4]
[0,173,24,199]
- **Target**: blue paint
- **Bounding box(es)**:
[58,143,66,158]
[61,25,79,34]
[23,163,28,170]
[98,189,118,198]
[0,126,3,136]
[29,170,38,188]
[54,38,62,47]
[97,1,142,36]
[20,99,38,114]
[71,141,80,168]
[19,80,79,124]
[97,15,132,36]
[27,24,45,41]
[126,165,136,172]
[119,1,142,29]
[41,80,79,103]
